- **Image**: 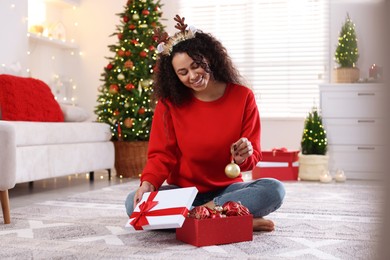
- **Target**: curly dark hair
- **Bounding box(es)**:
[153,31,244,106]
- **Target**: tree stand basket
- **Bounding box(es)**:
[113,141,148,178]
[333,67,360,83]
[298,154,329,181]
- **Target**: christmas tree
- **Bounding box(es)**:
[334,13,359,68]
[95,0,164,141]
[301,107,327,155]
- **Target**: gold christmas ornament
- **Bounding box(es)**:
[225,146,240,178]
[225,162,240,178]
[117,73,125,80]
[140,79,150,88]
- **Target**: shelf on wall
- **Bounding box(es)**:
[45,0,80,8]
[28,33,78,50]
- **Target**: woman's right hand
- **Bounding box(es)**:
[133,181,156,208]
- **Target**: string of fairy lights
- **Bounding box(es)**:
[2,0,80,104]
[334,14,359,68]
[301,108,328,155]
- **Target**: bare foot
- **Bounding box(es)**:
[252,218,275,232]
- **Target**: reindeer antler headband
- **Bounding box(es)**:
[154,15,198,56]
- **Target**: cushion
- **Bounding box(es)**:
[0,74,64,122]
[60,104,90,122]
[7,121,112,146]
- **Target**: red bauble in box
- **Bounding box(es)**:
[223,201,250,216]
[188,206,210,219]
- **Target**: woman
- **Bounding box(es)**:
[125,15,285,231]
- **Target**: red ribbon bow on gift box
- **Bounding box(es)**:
[271,147,288,156]
[130,191,190,230]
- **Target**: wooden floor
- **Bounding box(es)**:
[8,170,135,209]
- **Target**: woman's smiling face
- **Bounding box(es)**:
[171,52,211,93]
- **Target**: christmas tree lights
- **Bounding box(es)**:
[95,0,164,141]
[335,13,359,68]
[301,107,327,155]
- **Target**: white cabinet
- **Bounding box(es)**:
[320,83,386,180]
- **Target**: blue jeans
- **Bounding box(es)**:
[125,178,285,218]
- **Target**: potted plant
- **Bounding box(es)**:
[298,107,329,181]
[333,13,360,83]
[95,0,164,178]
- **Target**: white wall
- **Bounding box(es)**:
[0,0,28,75]
[74,0,123,118]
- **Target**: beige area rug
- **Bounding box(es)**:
[0,179,383,259]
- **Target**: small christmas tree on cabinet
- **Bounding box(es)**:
[95,0,164,178]
[298,107,329,181]
[333,13,360,83]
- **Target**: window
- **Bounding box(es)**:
[178,0,330,117]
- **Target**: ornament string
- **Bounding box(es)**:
[224,145,241,178]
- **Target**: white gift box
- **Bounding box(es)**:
[126,187,198,231]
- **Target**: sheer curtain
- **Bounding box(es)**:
[178,0,330,118]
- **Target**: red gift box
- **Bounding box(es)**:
[252,148,299,181]
[176,215,253,247]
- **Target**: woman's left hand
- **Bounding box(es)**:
[231,137,253,164]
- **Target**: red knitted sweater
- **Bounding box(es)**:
[141,83,262,193]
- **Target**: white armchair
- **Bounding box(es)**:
[0,121,114,224]
[0,74,115,224]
